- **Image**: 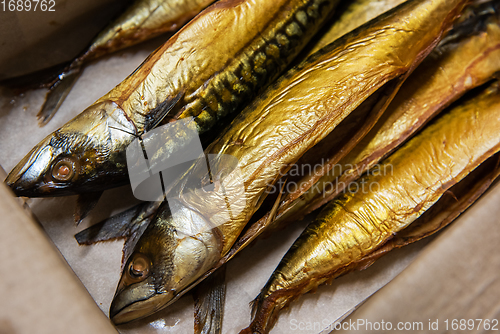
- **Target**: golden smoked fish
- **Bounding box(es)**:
[225,0,411,242]
[38,0,218,124]
[6,0,339,198]
[242,81,500,334]
[107,0,466,324]
[274,0,500,226]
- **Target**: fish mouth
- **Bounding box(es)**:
[5,166,75,197]
[110,286,173,325]
[4,173,24,195]
[6,179,72,197]
[4,136,56,197]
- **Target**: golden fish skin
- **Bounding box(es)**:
[305,0,407,57]
[276,1,500,225]
[100,0,339,133]
[7,0,339,197]
[351,152,500,271]
[239,0,410,239]
[205,0,467,252]
[242,82,500,334]
[109,0,467,325]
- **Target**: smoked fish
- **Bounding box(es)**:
[242,81,500,334]
[107,0,467,324]
[273,0,500,227]
[6,0,340,199]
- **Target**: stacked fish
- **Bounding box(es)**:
[5,0,500,333]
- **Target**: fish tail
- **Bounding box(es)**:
[240,290,291,334]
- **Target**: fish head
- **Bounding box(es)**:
[110,200,222,324]
[5,101,136,196]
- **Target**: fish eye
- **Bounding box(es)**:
[51,157,78,182]
[127,254,151,282]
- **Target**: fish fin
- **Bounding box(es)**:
[193,265,227,334]
[75,202,155,245]
[74,191,103,225]
[75,201,161,266]
[145,91,184,131]
[37,67,82,126]
[74,203,144,244]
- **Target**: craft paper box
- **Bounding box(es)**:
[0,170,117,334]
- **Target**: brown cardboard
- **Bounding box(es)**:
[335,182,500,333]
[0,166,39,223]
[0,180,117,334]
